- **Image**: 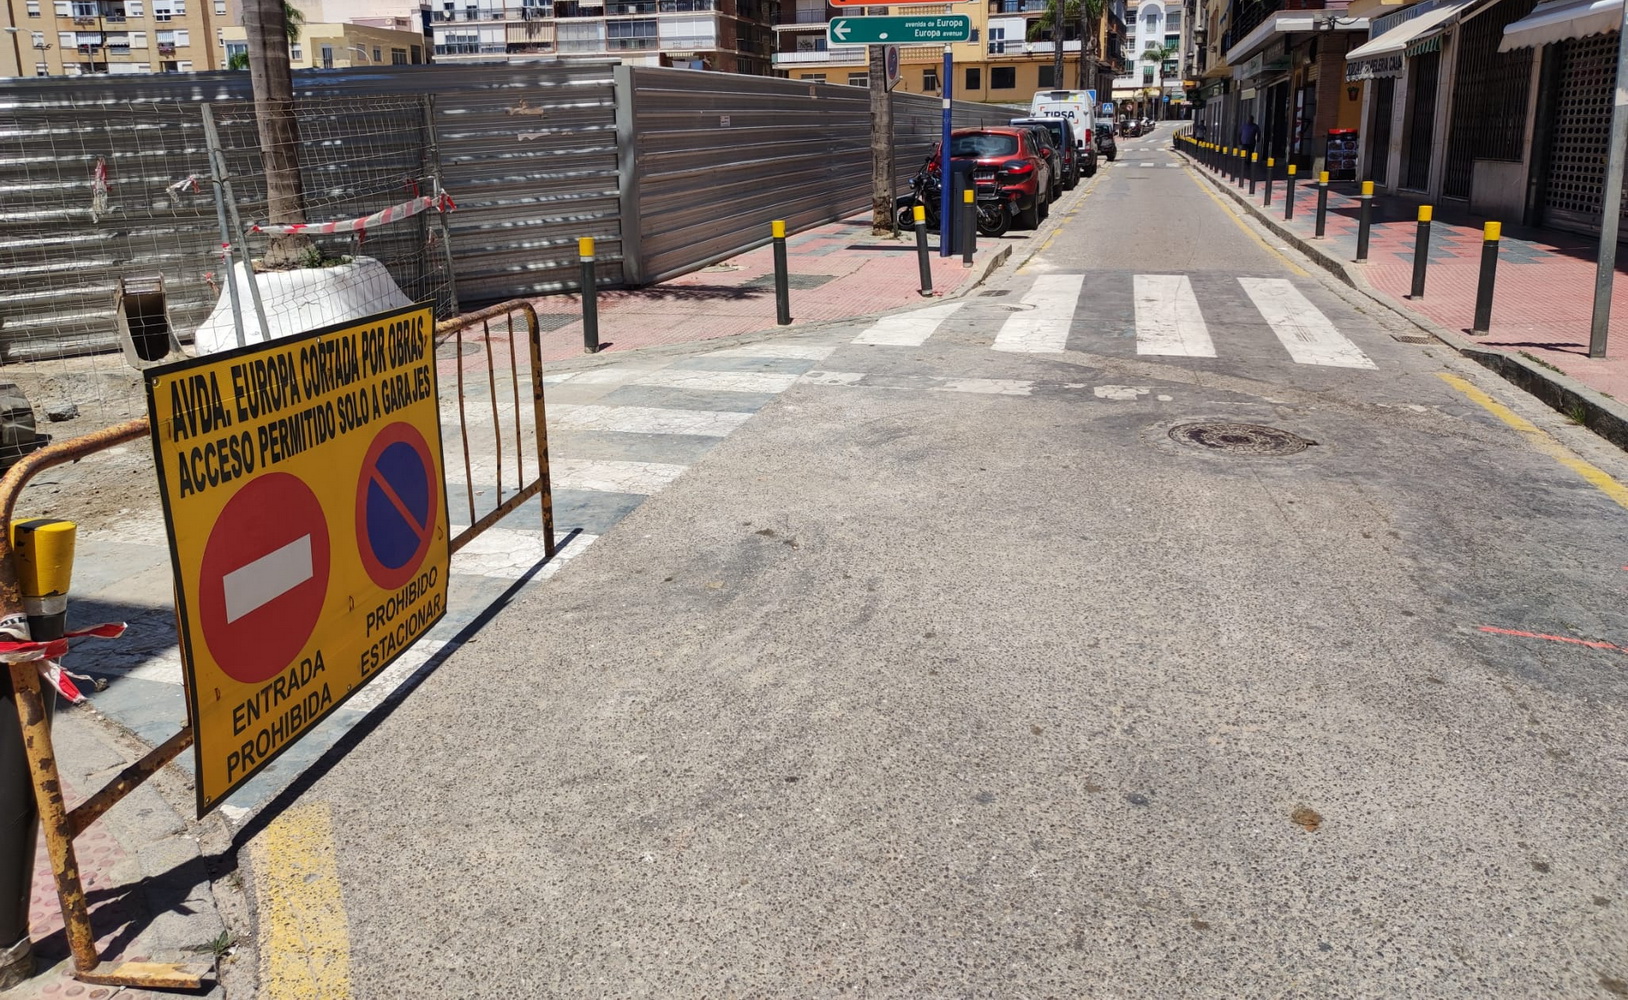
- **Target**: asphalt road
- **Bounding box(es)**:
[243,133,1628,998]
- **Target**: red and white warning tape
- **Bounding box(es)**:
[249,191,457,239]
[0,622,126,704]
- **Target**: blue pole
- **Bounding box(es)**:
[939,44,952,257]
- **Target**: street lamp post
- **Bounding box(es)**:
[348,44,374,63]
[2,27,23,78]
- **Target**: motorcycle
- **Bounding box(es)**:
[895,160,1013,238]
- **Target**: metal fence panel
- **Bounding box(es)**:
[0,63,620,362]
[624,66,1018,285]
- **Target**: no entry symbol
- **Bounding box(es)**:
[198,473,331,685]
[356,422,439,591]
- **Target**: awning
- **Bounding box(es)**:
[1500,0,1622,51]
[1200,59,1232,80]
[1345,0,1478,79]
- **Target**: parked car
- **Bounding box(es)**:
[1094,123,1118,162]
[932,127,1053,229]
[1010,116,1095,189]
[1012,123,1064,201]
[1122,119,1143,138]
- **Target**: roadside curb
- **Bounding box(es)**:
[535,243,1014,377]
[1182,152,1628,452]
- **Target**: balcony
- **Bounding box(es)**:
[771,45,862,64]
[157,41,173,52]
[607,34,656,47]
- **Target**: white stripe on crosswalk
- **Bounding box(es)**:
[853,301,965,346]
[1238,277,1377,369]
[1133,274,1215,358]
[991,274,1085,353]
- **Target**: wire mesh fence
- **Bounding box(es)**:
[0,93,455,434]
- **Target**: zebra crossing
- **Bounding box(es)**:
[848,273,1378,370]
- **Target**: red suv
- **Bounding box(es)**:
[931,127,1054,230]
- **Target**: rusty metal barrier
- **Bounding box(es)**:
[0,419,211,990]
[438,300,556,558]
[0,298,556,990]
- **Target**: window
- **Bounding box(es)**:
[320,43,332,66]
[36,62,49,74]
[410,43,420,62]
[223,39,245,59]
[212,0,223,10]
[288,42,300,58]
[922,67,937,90]
[176,58,190,69]
[129,29,144,44]
[57,30,74,45]
[991,65,1015,88]
[151,0,170,20]
[964,66,979,89]
[25,0,40,16]
[987,24,1004,53]
[847,71,867,86]
[391,46,406,63]
[173,27,186,43]
[71,2,95,16]
[33,30,46,45]
[1165,8,1179,29]
[804,72,824,82]
[969,27,977,41]
[372,45,380,60]
[125,0,140,14]
[1037,64,1055,87]
[53,1,69,14]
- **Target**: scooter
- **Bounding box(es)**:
[895,161,1012,238]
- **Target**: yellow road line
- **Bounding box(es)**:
[1185,164,1309,277]
[252,800,352,1000]
[1438,372,1628,512]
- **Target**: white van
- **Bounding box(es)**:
[1028,90,1096,146]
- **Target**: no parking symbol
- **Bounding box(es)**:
[356,422,439,591]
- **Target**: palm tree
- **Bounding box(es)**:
[1076,0,1105,92]
[284,1,302,43]
[1027,0,1079,91]
[1140,40,1178,119]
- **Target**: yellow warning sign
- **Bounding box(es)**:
[145,303,449,816]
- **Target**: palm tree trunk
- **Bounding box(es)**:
[869,44,893,235]
[244,0,311,268]
[1051,0,1063,87]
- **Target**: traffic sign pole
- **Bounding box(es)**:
[939,44,952,258]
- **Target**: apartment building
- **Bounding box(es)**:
[3,0,222,75]
[1113,0,1189,117]
[218,16,425,65]
[426,0,776,74]
[773,0,1124,103]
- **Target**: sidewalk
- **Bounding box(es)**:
[1182,146,1628,432]
[524,213,1008,363]
[2,704,240,999]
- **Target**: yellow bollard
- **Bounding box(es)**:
[11,518,76,637]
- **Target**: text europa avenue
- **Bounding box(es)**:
[165,315,433,498]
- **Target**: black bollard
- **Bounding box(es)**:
[1473,221,1501,334]
[1314,171,1330,238]
[1355,180,1374,262]
[1285,164,1298,221]
[1264,157,1275,207]
[771,219,791,326]
[579,236,600,354]
[1410,205,1433,299]
[1249,153,1258,195]
[914,205,934,297]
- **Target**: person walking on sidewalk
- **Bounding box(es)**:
[1238,116,1259,155]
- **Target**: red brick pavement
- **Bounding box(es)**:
[521,215,994,364]
[1189,149,1628,401]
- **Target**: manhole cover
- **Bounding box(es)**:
[1168,421,1312,455]
[979,289,1011,297]
[435,340,481,359]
